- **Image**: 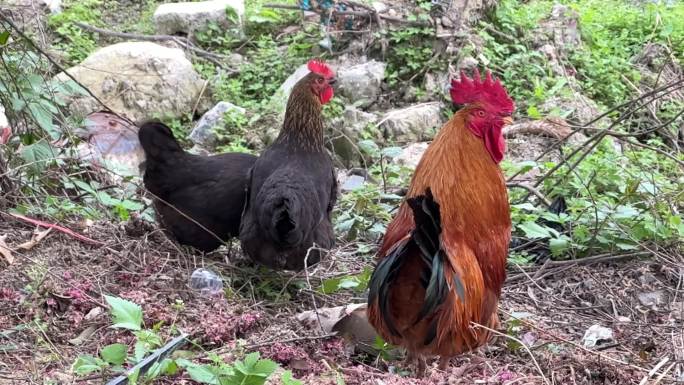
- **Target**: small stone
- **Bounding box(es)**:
[582,324,613,348]
[372,2,388,13]
[341,175,366,192]
[638,290,666,308]
[189,101,246,149]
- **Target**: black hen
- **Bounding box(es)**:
[239,60,338,270]
[139,121,257,252]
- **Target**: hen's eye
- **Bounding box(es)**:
[477,110,485,117]
[317,78,325,84]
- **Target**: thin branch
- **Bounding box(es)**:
[2,212,104,246]
[72,22,238,72]
[506,182,551,207]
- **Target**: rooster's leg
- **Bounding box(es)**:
[416,356,427,378]
[437,356,452,371]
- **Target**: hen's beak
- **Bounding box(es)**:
[502,116,514,126]
[328,77,338,90]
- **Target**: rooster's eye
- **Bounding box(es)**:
[317,78,325,84]
[477,110,485,117]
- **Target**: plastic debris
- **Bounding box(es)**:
[189,268,224,296]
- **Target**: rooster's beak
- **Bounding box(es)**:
[502,116,513,126]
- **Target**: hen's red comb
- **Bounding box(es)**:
[450,69,514,114]
[307,59,334,78]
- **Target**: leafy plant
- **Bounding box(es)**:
[72,296,301,384]
[48,0,102,64]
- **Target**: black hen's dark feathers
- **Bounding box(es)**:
[138,121,257,252]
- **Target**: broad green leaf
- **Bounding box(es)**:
[515,160,537,174]
[0,31,9,45]
[27,102,59,139]
[380,146,403,159]
[100,343,127,365]
[527,105,541,119]
[549,237,570,256]
[71,354,106,376]
[282,371,303,385]
[177,359,224,384]
[517,221,552,239]
[20,139,56,173]
[358,140,379,156]
[252,357,278,377]
[104,295,143,331]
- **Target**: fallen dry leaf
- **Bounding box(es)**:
[16,228,52,250]
[0,235,14,265]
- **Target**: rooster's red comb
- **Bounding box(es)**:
[450,69,514,114]
[307,59,334,78]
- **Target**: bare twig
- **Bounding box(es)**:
[3,212,104,246]
[471,322,551,385]
[506,182,551,207]
[73,22,238,72]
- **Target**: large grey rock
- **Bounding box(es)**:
[439,0,497,29]
[189,101,246,149]
[393,142,429,169]
[54,42,208,123]
[380,102,444,143]
[153,0,245,36]
[337,60,386,107]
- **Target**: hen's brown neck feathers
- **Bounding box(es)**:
[277,78,325,150]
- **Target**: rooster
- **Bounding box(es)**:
[367,70,514,375]
[239,60,338,271]
[139,121,257,252]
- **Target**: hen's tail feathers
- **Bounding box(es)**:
[138,121,183,162]
[368,189,465,343]
[257,188,310,248]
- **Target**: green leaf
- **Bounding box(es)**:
[282,371,303,385]
[71,354,106,376]
[0,31,9,45]
[20,139,56,173]
[100,343,127,365]
[104,295,143,331]
[549,236,570,256]
[252,357,277,376]
[176,359,222,384]
[517,221,552,239]
[28,102,59,139]
[527,105,541,119]
[380,146,403,159]
[358,140,380,157]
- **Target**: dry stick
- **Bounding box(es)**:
[470,322,551,385]
[506,182,551,207]
[638,357,670,385]
[505,79,684,185]
[3,212,104,246]
[246,333,336,349]
[0,12,115,114]
[73,22,238,72]
[264,3,431,26]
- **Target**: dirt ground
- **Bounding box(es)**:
[0,216,682,385]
